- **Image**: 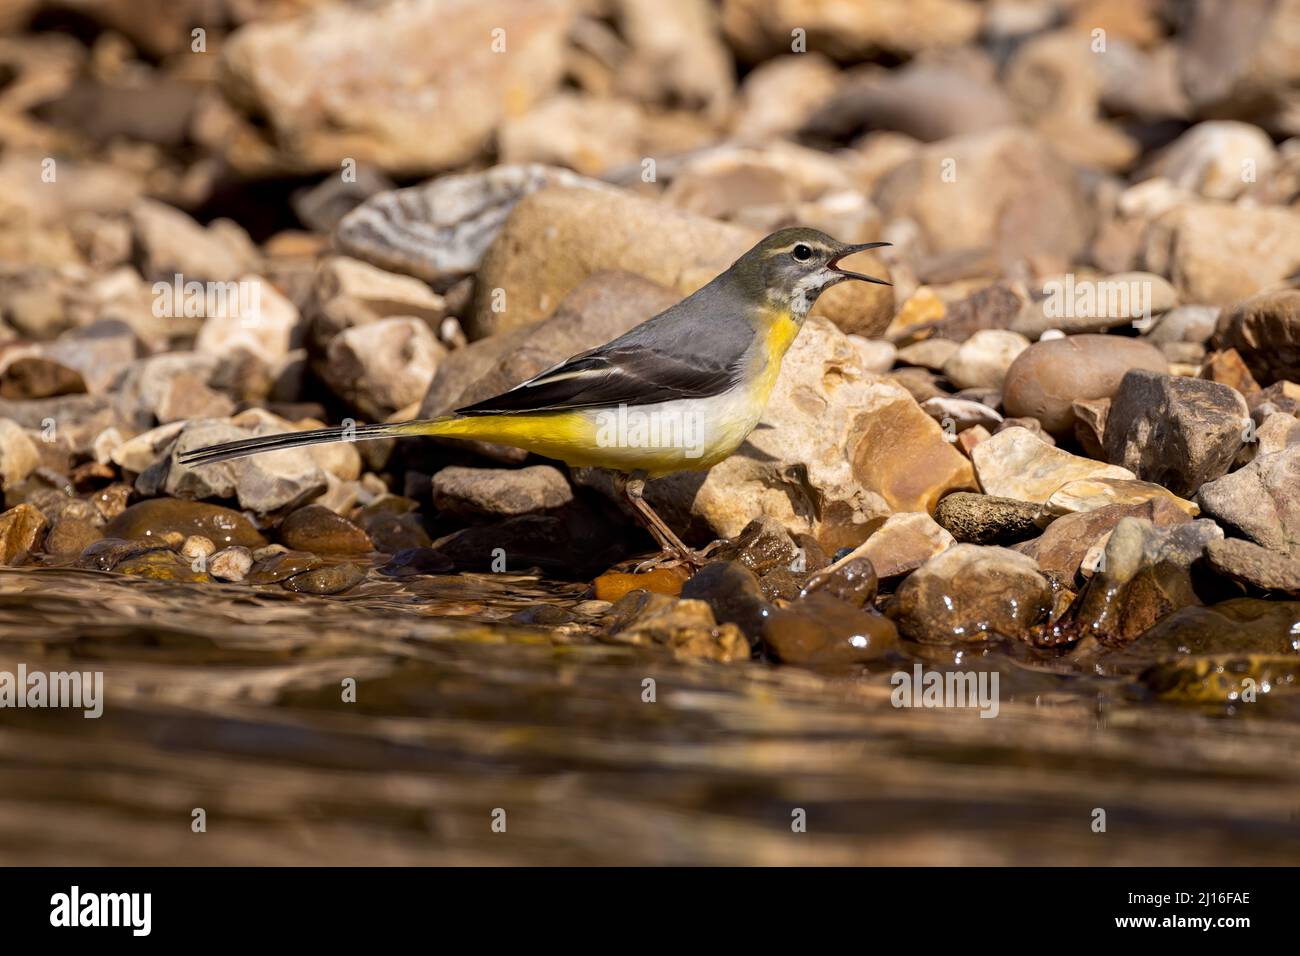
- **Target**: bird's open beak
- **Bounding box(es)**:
[829,241,892,285]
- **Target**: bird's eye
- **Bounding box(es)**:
[792,244,813,262]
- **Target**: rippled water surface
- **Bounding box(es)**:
[1,566,1298,865]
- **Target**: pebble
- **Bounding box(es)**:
[933,492,1042,546]
[278,504,373,555]
[104,499,267,548]
[208,546,253,582]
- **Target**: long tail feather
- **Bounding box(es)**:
[175,420,440,468]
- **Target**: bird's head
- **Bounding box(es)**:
[731,227,891,319]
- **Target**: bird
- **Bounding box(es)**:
[177,227,891,568]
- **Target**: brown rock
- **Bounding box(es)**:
[1018,497,1193,586]
[279,505,373,555]
[0,503,47,565]
[1211,290,1300,387]
[1001,334,1168,435]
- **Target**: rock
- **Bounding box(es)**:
[1104,370,1249,496]
[1018,497,1194,586]
[356,498,433,553]
[919,397,1003,433]
[680,561,772,640]
[334,164,610,286]
[732,54,840,143]
[933,492,1042,545]
[436,513,621,578]
[607,0,735,117]
[799,555,878,608]
[0,503,47,565]
[1178,0,1300,128]
[1211,290,1300,386]
[1148,121,1279,200]
[1058,517,1223,644]
[430,465,572,518]
[1013,272,1178,338]
[803,57,1016,144]
[283,562,366,595]
[179,535,215,562]
[1096,599,1300,676]
[310,256,447,343]
[322,317,445,420]
[1142,203,1300,306]
[1199,348,1260,395]
[468,186,891,339]
[972,426,1135,504]
[500,93,714,178]
[941,329,1029,390]
[375,547,454,577]
[642,318,975,552]
[208,546,253,582]
[39,319,140,395]
[606,592,749,663]
[1197,445,1300,557]
[1001,333,1169,436]
[707,517,803,576]
[1141,653,1300,705]
[1072,397,1109,459]
[104,499,267,548]
[897,338,959,371]
[114,550,212,583]
[166,421,328,515]
[0,418,38,488]
[44,513,102,556]
[129,199,258,284]
[0,354,85,400]
[1042,477,1199,517]
[291,166,396,233]
[279,504,373,555]
[852,337,897,374]
[593,567,690,602]
[762,592,898,667]
[873,127,1093,273]
[721,0,981,61]
[193,277,299,368]
[890,544,1052,645]
[1147,304,1219,344]
[248,550,323,585]
[927,283,1026,342]
[887,366,945,403]
[1206,538,1300,596]
[832,511,954,579]
[219,0,574,174]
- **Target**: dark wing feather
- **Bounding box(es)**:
[457,270,757,416]
[454,344,746,415]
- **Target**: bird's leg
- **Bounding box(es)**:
[617,474,713,571]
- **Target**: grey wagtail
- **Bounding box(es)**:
[177,227,890,567]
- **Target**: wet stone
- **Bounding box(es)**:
[799,556,878,609]
[0,503,48,565]
[282,562,366,595]
[375,547,455,577]
[762,592,898,668]
[1141,655,1300,705]
[680,561,772,642]
[104,499,267,548]
[75,537,170,572]
[208,546,253,582]
[708,517,801,576]
[890,544,1053,645]
[279,504,374,555]
[605,592,749,663]
[115,549,212,583]
[509,604,578,627]
[249,550,324,585]
[593,567,689,602]
[44,516,102,556]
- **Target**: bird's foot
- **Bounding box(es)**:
[632,539,725,574]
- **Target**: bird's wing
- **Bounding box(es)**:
[454,342,748,415]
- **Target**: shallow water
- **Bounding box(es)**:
[1,566,1298,865]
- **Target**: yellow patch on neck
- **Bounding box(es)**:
[762,308,801,360]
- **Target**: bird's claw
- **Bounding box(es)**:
[631,539,725,574]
